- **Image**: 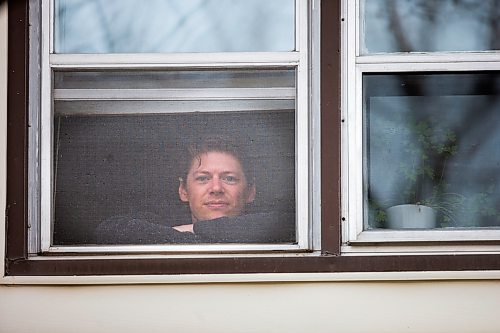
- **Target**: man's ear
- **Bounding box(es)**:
[245,183,256,203]
[178,180,189,202]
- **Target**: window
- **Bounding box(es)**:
[33,0,312,253]
[343,0,500,252]
[5,0,500,279]
[7,0,331,276]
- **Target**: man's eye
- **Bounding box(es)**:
[222,176,238,184]
[195,176,210,183]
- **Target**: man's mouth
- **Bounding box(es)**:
[205,201,229,210]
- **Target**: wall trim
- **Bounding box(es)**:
[3,270,500,285]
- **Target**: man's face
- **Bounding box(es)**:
[179,151,256,223]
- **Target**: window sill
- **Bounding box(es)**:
[4,251,500,279]
[350,229,500,243]
[342,244,500,255]
[3,269,500,285]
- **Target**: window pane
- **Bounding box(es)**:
[364,72,500,230]
[361,0,500,54]
[53,68,296,114]
[54,0,295,53]
[52,70,296,245]
[54,69,295,89]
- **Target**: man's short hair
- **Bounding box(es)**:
[179,136,255,186]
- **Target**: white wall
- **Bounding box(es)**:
[0,281,499,333]
[1,4,500,333]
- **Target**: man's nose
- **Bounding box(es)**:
[209,176,224,193]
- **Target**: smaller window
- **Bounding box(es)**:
[364,72,500,236]
[343,0,500,250]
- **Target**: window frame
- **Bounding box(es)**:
[342,0,500,252]
[39,0,312,254]
[5,0,500,279]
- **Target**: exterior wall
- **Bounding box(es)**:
[1,281,500,333]
[1,4,500,333]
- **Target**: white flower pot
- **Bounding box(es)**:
[386,204,437,229]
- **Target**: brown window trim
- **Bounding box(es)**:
[5,0,500,277]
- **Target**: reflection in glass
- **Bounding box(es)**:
[364,72,500,230]
[361,0,500,54]
[54,0,295,53]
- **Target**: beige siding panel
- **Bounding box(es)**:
[1,282,500,333]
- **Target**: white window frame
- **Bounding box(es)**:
[342,0,500,253]
[32,0,320,254]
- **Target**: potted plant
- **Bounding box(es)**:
[372,120,464,229]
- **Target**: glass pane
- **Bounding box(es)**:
[361,0,500,54]
[54,0,295,53]
[52,70,296,245]
[54,69,295,89]
[364,72,500,230]
[53,68,296,115]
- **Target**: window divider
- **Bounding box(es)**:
[357,53,500,64]
[49,53,301,69]
[53,87,296,101]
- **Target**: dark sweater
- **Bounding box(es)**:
[92,212,295,245]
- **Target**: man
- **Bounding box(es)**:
[173,137,256,233]
[93,136,294,244]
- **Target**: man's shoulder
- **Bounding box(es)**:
[93,213,196,244]
[193,211,295,243]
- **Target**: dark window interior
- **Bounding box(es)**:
[53,111,296,245]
